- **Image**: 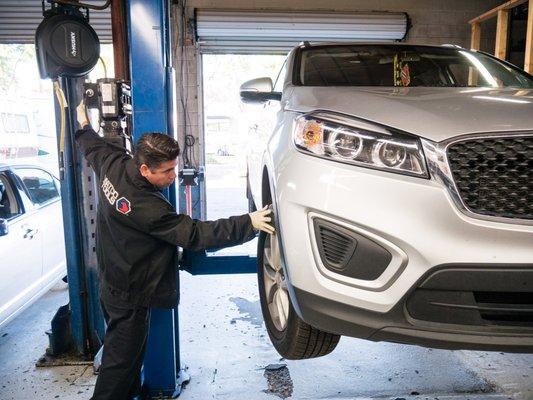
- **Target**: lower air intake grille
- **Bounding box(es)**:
[313,218,392,280]
[317,225,355,268]
[474,292,533,326]
[407,267,533,328]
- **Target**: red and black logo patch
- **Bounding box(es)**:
[116,197,131,215]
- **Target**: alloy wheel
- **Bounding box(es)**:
[262,232,289,331]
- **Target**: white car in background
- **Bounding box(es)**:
[241,43,533,359]
[0,101,40,159]
[0,162,66,328]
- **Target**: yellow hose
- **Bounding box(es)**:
[53,80,66,179]
[99,56,108,78]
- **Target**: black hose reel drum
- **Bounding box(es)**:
[35,5,100,79]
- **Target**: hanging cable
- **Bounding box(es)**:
[99,57,108,78]
[178,0,197,168]
[53,80,67,180]
[183,134,195,167]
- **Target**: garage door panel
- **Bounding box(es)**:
[196,10,409,54]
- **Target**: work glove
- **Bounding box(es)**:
[249,205,275,235]
[76,100,89,129]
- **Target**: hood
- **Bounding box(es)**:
[285,86,533,142]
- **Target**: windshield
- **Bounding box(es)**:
[297,45,533,88]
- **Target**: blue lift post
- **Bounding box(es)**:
[126,0,258,395]
[126,1,257,397]
[127,0,186,397]
[52,76,104,360]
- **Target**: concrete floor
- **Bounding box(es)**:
[0,163,532,400]
[1,274,532,400]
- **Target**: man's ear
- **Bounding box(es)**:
[139,164,150,177]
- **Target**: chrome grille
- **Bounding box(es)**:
[447,136,533,220]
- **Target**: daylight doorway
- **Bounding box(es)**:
[202,54,286,254]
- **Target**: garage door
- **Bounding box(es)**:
[0,0,112,43]
[195,10,409,54]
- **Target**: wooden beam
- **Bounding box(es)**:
[469,22,481,85]
[471,22,481,50]
[495,9,509,60]
[469,0,527,25]
[525,0,533,73]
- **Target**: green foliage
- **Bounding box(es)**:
[0,44,35,94]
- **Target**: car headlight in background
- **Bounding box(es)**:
[294,112,429,178]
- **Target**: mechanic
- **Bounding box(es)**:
[74,101,274,400]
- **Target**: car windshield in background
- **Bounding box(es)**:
[298,45,533,88]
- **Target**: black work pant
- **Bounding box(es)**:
[90,297,151,400]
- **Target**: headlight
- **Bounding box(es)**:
[293,112,428,178]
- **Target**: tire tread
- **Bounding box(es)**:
[283,317,340,359]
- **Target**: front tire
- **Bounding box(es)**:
[257,231,340,359]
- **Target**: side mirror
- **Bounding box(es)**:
[239,77,282,104]
[0,219,8,237]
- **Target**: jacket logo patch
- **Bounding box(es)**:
[116,197,131,215]
[102,176,119,205]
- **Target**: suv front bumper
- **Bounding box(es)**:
[275,149,533,351]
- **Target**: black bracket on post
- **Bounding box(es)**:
[83,79,132,149]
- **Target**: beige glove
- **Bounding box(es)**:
[249,205,275,235]
[76,100,89,128]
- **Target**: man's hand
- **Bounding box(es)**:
[76,100,89,128]
[249,205,275,235]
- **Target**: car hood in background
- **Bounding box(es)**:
[286,86,533,142]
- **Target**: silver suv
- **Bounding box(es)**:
[240,43,533,359]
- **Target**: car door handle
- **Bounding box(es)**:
[23,228,38,240]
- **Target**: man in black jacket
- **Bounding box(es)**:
[75,102,274,400]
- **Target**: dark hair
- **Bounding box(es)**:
[134,133,180,170]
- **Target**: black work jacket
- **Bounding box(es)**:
[75,126,255,308]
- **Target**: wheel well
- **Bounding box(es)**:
[261,167,272,206]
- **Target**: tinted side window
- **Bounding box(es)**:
[0,173,22,219]
[15,168,60,205]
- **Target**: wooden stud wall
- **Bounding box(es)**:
[470,0,527,24]
[494,9,509,60]
[525,0,533,73]
[469,0,533,73]
[470,22,481,50]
